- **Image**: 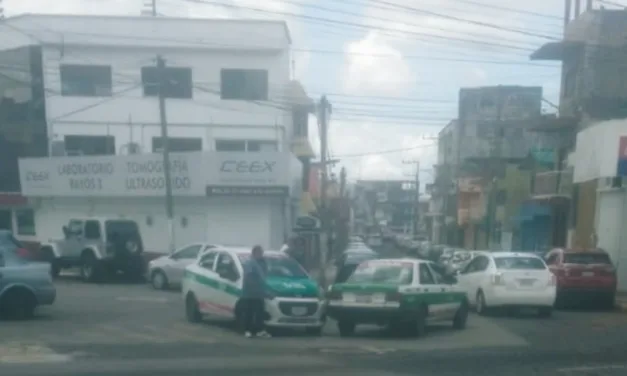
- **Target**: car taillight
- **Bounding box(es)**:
[16,248,30,258]
[385,291,402,302]
[491,273,505,286]
[598,266,616,277]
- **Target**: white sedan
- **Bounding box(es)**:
[148,243,220,290]
[456,252,556,317]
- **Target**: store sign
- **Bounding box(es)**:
[213,152,287,186]
[616,136,627,177]
[206,185,288,196]
[19,151,291,197]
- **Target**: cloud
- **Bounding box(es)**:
[342,31,414,96]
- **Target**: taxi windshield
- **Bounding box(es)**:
[347,262,413,285]
[240,254,308,279]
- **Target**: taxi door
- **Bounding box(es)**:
[213,252,242,321]
[418,263,450,321]
[428,262,461,319]
[186,250,221,318]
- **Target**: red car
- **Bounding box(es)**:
[545,248,616,309]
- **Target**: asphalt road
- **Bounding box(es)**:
[1,260,627,375]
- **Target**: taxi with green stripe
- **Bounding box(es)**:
[326,258,469,337]
[182,247,325,334]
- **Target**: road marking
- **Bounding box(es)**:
[0,343,72,364]
[558,364,627,372]
[115,296,170,303]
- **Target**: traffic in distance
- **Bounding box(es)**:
[0,224,619,341]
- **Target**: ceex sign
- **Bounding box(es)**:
[19,151,291,197]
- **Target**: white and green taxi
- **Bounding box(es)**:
[326,258,468,337]
[182,247,325,334]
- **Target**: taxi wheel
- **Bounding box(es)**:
[412,306,428,337]
[475,291,489,316]
[186,293,202,323]
[338,320,356,337]
[306,326,323,336]
[453,301,469,330]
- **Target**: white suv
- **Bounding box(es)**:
[182,247,325,334]
[456,252,556,317]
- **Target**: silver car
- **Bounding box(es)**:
[0,230,56,320]
[148,243,220,290]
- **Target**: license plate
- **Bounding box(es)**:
[518,279,535,286]
[291,306,308,316]
[582,271,595,277]
[355,295,372,303]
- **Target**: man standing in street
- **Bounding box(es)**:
[241,245,272,338]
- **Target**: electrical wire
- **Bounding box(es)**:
[180,0,537,52]
[362,0,561,40]
[333,143,437,158]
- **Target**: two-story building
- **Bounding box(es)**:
[531,2,627,290]
[0,14,315,253]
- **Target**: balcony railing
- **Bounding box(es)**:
[533,170,573,197]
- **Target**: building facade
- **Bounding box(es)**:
[0,14,313,252]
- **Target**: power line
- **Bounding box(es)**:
[276,0,547,47]
[450,0,563,20]
[180,0,536,52]
[364,0,560,40]
[333,143,437,158]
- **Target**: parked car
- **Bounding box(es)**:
[456,251,556,317]
[182,247,325,334]
[148,243,221,290]
[39,217,145,282]
[0,230,56,320]
[545,248,617,309]
[326,258,468,337]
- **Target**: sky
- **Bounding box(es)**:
[5,0,616,186]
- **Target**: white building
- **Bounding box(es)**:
[1,14,315,253]
[571,119,627,291]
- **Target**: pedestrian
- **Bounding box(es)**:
[241,245,272,338]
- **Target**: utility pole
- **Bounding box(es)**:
[156,55,175,254]
[152,0,157,16]
[485,87,505,250]
[403,160,421,238]
[317,95,332,289]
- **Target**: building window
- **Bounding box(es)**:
[141,66,193,99]
[60,64,112,97]
[215,139,277,152]
[152,137,202,153]
[248,140,277,152]
[0,209,11,231]
[220,69,268,100]
[215,140,246,152]
[15,208,35,236]
[64,135,116,156]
